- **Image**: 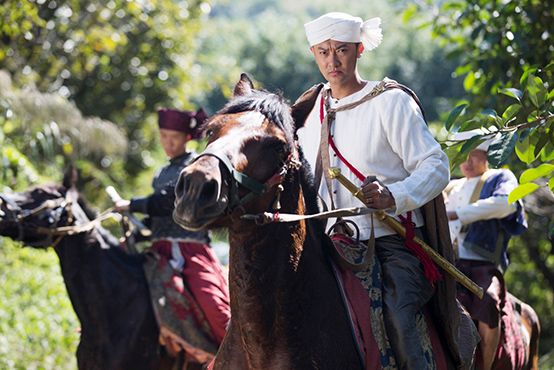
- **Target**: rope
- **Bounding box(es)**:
[241,206,380,224]
[34,207,119,237]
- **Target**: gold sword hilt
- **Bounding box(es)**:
[327,167,484,299]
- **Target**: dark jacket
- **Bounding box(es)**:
[130,152,209,243]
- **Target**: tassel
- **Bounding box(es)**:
[399,211,442,287]
[272,184,284,210]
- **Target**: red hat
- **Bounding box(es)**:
[157,108,208,139]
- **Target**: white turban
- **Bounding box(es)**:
[304,12,383,51]
[450,129,494,152]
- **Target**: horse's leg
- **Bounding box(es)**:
[478,320,501,370]
[520,301,540,370]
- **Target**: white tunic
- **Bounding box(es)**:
[297,81,450,239]
[445,170,517,260]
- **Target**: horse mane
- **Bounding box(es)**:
[217,90,296,150]
[297,154,320,215]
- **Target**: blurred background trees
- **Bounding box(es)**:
[405,0,553,357]
[1,0,552,368]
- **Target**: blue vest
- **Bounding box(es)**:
[462,170,527,271]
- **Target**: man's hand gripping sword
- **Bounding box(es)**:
[328,167,484,299]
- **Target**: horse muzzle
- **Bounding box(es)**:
[173,156,229,231]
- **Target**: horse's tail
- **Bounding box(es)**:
[508,293,541,370]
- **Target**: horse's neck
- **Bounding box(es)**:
[226,181,330,354]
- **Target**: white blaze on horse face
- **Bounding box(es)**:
[237,111,266,128]
[207,111,267,153]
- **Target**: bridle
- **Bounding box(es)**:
[0,189,115,247]
[193,145,301,214]
[0,191,70,245]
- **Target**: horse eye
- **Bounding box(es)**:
[274,144,289,159]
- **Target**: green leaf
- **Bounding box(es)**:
[460,134,486,154]
[549,176,554,192]
[501,103,521,123]
[515,134,538,164]
[499,88,523,102]
[464,72,476,91]
[520,67,538,85]
[445,103,468,130]
[526,75,547,109]
[508,183,540,203]
[534,133,549,157]
[402,4,418,23]
[488,131,517,167]
[519,164,554,184]
[540,142,554,161]
[459,118,487,132]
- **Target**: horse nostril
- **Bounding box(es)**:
[199,180,218,205]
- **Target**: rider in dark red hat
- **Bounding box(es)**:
[115,107,230,348]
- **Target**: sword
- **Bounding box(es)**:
[328,167,484,299]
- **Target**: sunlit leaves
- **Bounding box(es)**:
[526,75,548,109]
[502,104,522,123]
[519,164,554,184]
[516,133,540,164]
[499,88,523,102]
[508,182,540,203]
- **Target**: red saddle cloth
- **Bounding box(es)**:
[493,295,527,370]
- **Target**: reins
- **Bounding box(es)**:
[241,206,379,224]
[2,191,120,243]
[34,208,119,237]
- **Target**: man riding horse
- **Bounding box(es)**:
[296,11,468,369]
[445,130,528,369]
[114,108,231,347]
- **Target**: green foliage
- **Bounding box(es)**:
[0,70,128,194]
[412,0,552,106]
[193,0,464,121]
[0,239,79,369]
[0,0,210,177]
[411,0,554,358]
[443,67,553,200]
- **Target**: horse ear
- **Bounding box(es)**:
[233,73,254,97]
[290,83,324,132]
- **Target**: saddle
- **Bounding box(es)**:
[142,251,217,364]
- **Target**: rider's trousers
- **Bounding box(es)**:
[376,228,435,370]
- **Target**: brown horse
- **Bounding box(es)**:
[502,292,541,370]
[0,184,212,370]
[173,74,478,370]
[470,290,540,370]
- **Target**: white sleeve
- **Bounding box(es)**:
[457,196,517,225]
[384,90,450,215]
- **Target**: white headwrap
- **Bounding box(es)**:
[451,129,494,152]
[304,12,383,51]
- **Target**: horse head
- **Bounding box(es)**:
[0,184,76,248]
[173,73,321,231]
